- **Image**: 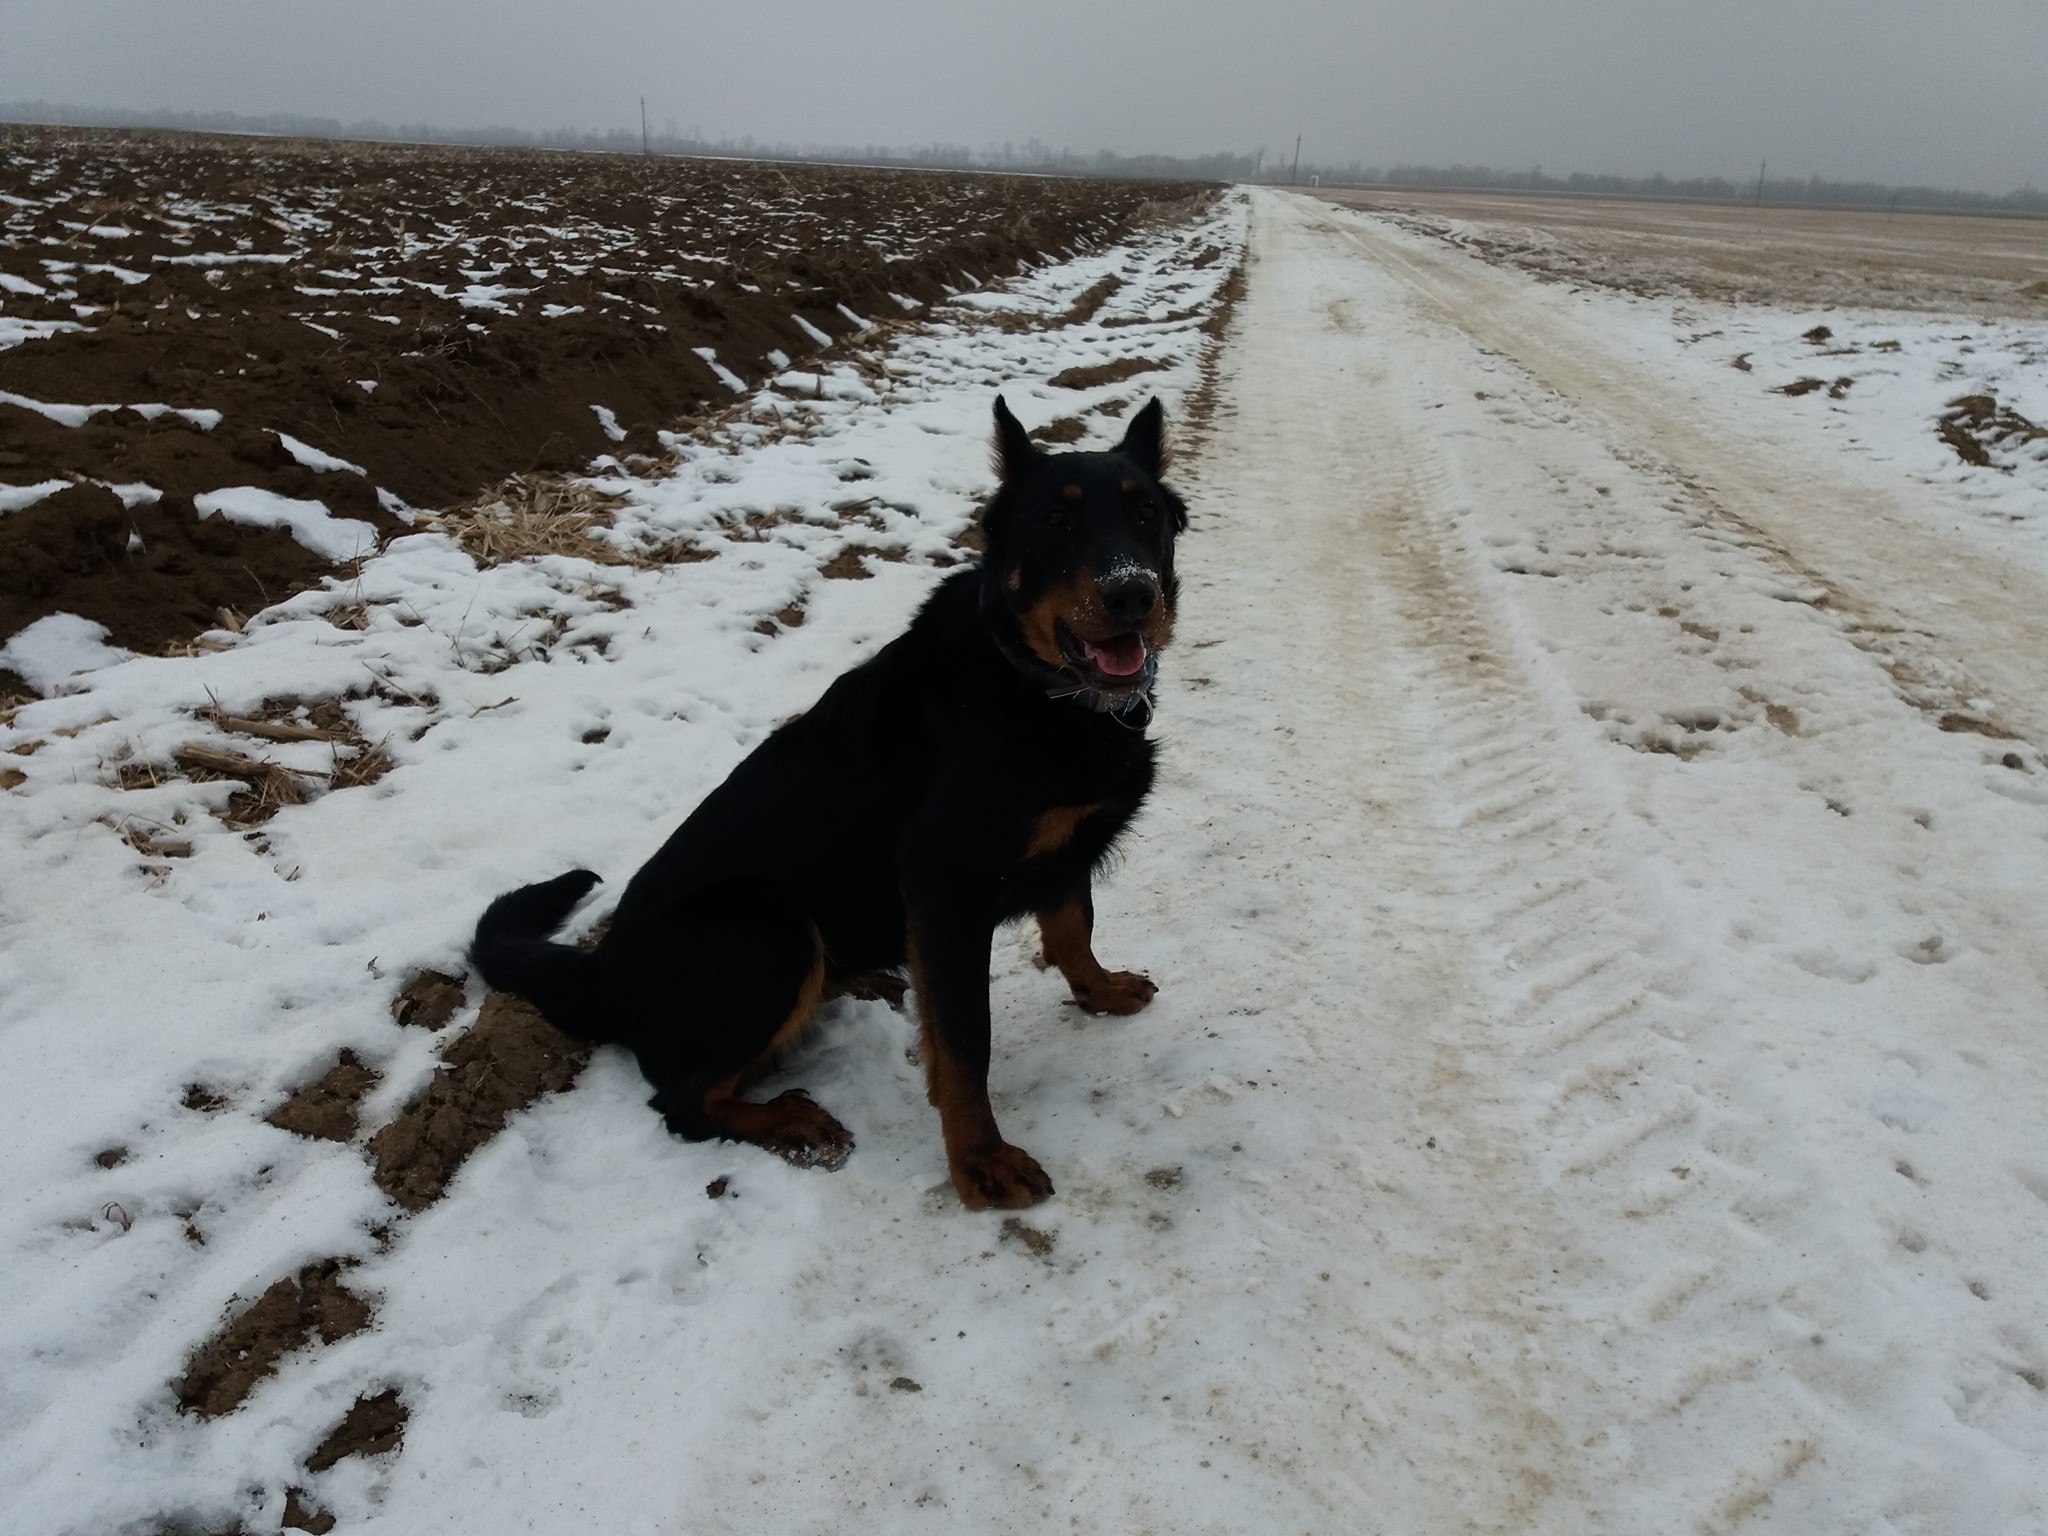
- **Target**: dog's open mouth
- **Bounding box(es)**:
[1057,622,1149,684]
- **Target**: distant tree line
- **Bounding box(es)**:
[0,100,1262,182]
[3,100,2039,213]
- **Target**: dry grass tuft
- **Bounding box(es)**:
[174,742,321,828]
[424,475,634,568]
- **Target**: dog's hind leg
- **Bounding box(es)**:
[629,888,853,1169]
[1036,883,1158,1016]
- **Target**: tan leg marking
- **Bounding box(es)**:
[908,929,1053,1210]
[1037,898,1158,1016]
[708,940,850,1168]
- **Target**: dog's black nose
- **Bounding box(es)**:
[1098,571,1159,626]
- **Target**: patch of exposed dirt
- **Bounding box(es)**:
[175,1261,373,1418]
[265,1049,380,1142]
[1938,392,2046,468]
[1,124,1207,662]
[1937,710,2019,739]
[304,1388,407,1473]
[281,1490,336,1534]
[1048,357,1169,390]
[367,992,589,1212]
[1029,415,1089,445]
[1181,258,1248,454]
[1000,1216,1057,1258]
[390,968,466,1030]
[818,545,901,580]
[0,480,376,658]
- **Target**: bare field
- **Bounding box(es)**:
[0,125,1206,660]
[1310,185,2048,316]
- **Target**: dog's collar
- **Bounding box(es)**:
[984,599,1158,729]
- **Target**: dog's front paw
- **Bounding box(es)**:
[950,1142,1054,1210]
[1070,970,1158,1016]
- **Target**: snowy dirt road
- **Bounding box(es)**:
[7,186,2047,1534]
[1161,190,2048,1530]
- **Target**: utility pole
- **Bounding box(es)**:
[1292,134,1302,185]
[1755,158,1766,207]
[641,97,650,157]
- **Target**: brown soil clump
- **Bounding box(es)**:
[391,969,466,1030]
[368,992,589,1212]
[1061,275,1124,326]
[175,1261,373,1418]
[304,1388,408,1472]
[1030,416,1089,445]
[1048,357,1169,390]
[819,545,905,580]
[1,125,1206,661]
[281,1490,337,1534]
[1938,393,2046,468]
[0,480,367,658]
[265,1049,381,1142]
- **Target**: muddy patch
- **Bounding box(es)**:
[1048,357,1169,390]
[1937,393,2046,469]
[304,1388,408,1473]
[265,1050,380,1142]
[282,1490,337,1533]
[1029,415,1089,445]
[0,481,373,661]
[176,1261,374,1418]
[390,969,467,1030]
[368,992,589,1212]
[818,545,905,581]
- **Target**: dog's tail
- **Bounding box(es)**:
[470,869,609,1040]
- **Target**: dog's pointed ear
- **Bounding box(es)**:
[1116,397,1169,477]
[991,395,1038,482]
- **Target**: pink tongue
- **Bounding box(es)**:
[1082,634,1148,677]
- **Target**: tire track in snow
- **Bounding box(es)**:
[1309,197,2048,755]
[1251,191,1926,1529]
[1261,188,2048,1530]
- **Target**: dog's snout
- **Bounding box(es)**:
[1098,571,1159,626]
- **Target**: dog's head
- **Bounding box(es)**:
[980,395,1187,700]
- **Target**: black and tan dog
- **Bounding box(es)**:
[471,395,1184,1209]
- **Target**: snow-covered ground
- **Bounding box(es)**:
[5,185,2047,1533]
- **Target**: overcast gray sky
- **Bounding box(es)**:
[4,0,2044,191]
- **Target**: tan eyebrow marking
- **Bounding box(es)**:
[1062,483,1083,502]
[1120,476,1138,494]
